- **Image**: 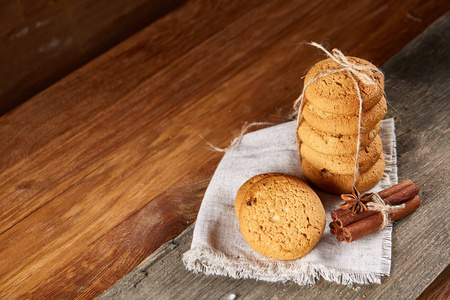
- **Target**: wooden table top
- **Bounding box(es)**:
[1,0,449,299]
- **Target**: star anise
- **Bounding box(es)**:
[339,186,372,214]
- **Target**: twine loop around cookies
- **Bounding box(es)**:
[294,42,384,185]
[367,193,405,229]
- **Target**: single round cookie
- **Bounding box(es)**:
[298,120,381,155]
[302,96,387,135]
[301,154,385,194]
[234,173,281,217]
[304,57,384,115]
[238,174,325,260]
[300,134,382,175]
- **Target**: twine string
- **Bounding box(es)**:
[201,122,273,153]
[367,193,405,229]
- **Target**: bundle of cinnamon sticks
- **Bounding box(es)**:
[329,180,421,243]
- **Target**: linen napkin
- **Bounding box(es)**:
[183,118,397,285]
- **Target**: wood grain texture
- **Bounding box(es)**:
[99,11,450,300]
[0,0,186,115]
[0,0,449,298]
[418,264,450,300]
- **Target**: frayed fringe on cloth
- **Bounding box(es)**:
[183,246,387,285]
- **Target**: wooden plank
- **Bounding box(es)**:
[98,11,450,300]
[1,0,449,298]
[418,264,450,300]
[0,0,187,115]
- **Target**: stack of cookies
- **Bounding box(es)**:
[298,57,387,194]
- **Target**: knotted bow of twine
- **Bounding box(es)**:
[367,193,405,229]
[294,42,384,185]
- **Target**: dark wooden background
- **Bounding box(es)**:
[0,0,448,299]
[0,0,186,115]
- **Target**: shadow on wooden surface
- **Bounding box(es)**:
[0,0,186,115]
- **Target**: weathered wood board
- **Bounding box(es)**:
[98,11,450,300]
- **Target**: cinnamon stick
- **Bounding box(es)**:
[383,183,419,205]
[329,221,341,236]
[331,209,351,221]
[336,232,345,242]
[335,210,377,228]
[377,179,414,199]
[342,195,421,243]
[390,195,421,221]
[343,214,383,243]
